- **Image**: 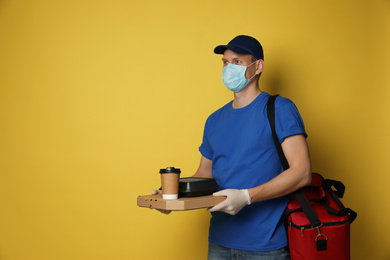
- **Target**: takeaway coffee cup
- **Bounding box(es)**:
[160,167,181,200]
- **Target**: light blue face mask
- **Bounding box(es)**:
[222,61,257,93]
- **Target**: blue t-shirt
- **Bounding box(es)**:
[199,92,307,251]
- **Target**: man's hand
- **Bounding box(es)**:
[208,189,251,215]
[151,189,172,215]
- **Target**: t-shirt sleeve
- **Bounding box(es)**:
[199,118,214,160]
[274,99,307,143]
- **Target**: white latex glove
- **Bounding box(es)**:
[151,189,172,215]
[208,189,252,215]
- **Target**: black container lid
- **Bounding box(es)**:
[159,167,181,174]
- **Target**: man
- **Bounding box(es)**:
[155,35,311,259]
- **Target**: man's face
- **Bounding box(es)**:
[222,49,258,80]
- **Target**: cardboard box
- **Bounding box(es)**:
[137,194,226,211]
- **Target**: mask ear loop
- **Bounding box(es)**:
[247,60,259,81]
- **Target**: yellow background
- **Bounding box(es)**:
[0,0,389,259]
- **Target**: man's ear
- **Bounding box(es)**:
[255,59,264,75]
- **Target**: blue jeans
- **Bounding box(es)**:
[208,242,290,260]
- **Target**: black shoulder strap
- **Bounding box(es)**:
[266,95,289,171]
[267,95,322,228]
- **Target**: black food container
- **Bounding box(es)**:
[179,177,219,197]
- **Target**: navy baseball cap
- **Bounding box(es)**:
[214,35,264,60]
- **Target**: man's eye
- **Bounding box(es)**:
[235,60,241,64]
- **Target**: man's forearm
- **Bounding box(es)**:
[249,134,312,203]
[248,167,311,203]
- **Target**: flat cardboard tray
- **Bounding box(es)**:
[137,194,226,211]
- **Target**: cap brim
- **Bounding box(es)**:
[214,45,228,54]
[214,44,252,56]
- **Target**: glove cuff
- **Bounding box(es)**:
[241,189,252,205]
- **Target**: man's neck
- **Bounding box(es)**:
[232,84,262,109]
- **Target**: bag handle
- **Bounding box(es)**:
[323,179,345,198]
[323,183,358,223]
[267,95,322,228]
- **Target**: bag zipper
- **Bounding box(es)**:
[289,216,350,232]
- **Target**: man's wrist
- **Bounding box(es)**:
[241,189,252,205]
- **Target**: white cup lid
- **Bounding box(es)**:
[162,194,178,200]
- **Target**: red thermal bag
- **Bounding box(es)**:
[285,173,357,260]
[267,95,357,260]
